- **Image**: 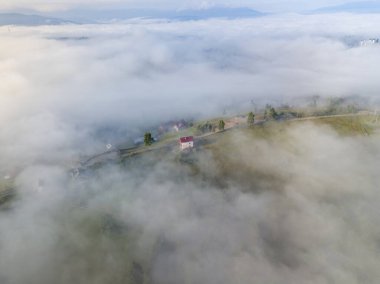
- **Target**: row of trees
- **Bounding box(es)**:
[144,120,226,147]
[143,107,279,147]
[264,104,278,120]
[195,120,226,135]
[196,122,215,134]
[247,105,278,126]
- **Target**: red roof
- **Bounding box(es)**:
[179,136,194,143]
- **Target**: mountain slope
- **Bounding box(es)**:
[49,7,264,23]
[312,1,380,14]
[0,13,75,26]
[170,7,264,20]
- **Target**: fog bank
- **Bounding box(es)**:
[1,13,380,284]
[1,124,380,283]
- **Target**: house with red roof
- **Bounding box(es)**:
[179,136,194,151]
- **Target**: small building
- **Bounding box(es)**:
[173,125,180,132]
[360,38,379,46]
[179,136,194,151]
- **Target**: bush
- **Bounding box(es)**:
[144,132,154,146]
[247,112,255,126]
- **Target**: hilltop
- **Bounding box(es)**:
[312,1,380,14]
[1,108,379,205]
[1,109,380,283]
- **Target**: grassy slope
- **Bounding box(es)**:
[1,114,379,283]
[311,115,376,136]
[0,179,15,204]
[187,114,380,190]
[120,114,380,193]
[112,114,380,283]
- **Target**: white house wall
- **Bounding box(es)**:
[180,141,194,150]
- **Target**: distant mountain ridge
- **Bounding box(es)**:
[0,7,263,25]
[48,7,264,23]
[0,13,75,26]
[312,1,380,13]
[169,7,263,20]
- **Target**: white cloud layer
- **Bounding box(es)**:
[1,123,380,283]
[1,14,380,167]
[1,12,380,284]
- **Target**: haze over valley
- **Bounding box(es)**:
[1,1,380,283]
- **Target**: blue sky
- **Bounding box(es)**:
[0,0,378,13]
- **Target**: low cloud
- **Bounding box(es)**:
[1,124,380,283]
[1,13,380,283]
[0,14,380,167]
